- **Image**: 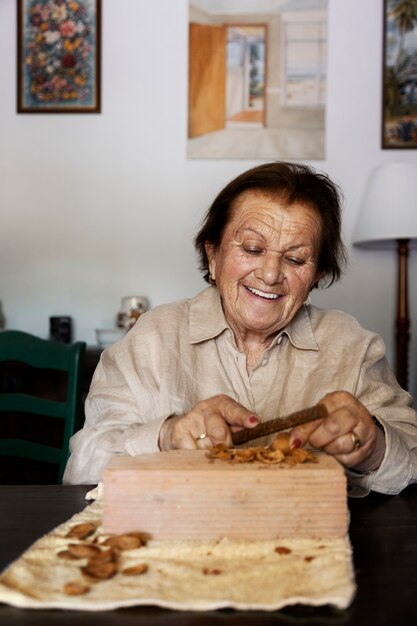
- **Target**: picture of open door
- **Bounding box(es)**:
[189,24,227,138]
[189,23,266,138]
[188,0,327,160]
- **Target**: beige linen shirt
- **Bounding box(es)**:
[64,287,417,494]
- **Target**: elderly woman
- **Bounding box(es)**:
[64,162,417,495]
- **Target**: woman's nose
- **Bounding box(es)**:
[255,255,285,285]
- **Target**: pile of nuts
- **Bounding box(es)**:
[207,433,318,465]
[58,522,150,596]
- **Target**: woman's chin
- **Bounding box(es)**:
[239,314,287,336]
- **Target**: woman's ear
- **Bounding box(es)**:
[312,270,325,289]
[205,242,216,282]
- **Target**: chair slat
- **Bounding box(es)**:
[0,440,62,464]
[0,394,67,419]
[0,330,86,483]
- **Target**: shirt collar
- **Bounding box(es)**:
[189,286,318,351]
[189,287,229,343]
[282,305,319,351]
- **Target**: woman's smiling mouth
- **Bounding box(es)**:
[245,285,280,300]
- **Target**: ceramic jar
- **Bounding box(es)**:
[116,296,150,330]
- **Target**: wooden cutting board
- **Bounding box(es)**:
[102,450,348,540]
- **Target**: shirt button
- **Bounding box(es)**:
[261,358,268,366]
[277,337,282,345]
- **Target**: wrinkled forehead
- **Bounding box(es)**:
[227,189,323,236]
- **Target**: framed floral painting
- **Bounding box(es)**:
[17,0,101,113]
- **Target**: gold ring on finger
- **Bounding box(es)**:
[350,431,361,451]
[196,433,208,440]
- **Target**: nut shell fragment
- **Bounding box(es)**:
[290,448,318,463]
[202,568,222,575]
[89,547,116,563]
[255,448,285,464]
[275,546,292,555]
[57,549,80,560]
[122,563,149,576]
[207,432,318,465]
[81,560,118,581]
[270,433,292,455]
[67,543,102,559]
[103,534,145,551]
[63,581,90,596]
[65,522,98,540]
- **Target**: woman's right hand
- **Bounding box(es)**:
[158,394,260,451]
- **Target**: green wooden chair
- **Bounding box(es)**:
[0,330,86,483]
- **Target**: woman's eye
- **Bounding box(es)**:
[243,246,263,256]
[286,257,305,266]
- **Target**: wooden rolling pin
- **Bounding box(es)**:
[231,403,328,446]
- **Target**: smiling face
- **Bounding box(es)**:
[205,190,323,349]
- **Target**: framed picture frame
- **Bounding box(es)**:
[382,0,417,148]
[17,0,101,113]
[187,0,327,160]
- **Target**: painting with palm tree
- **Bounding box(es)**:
[383,0,417,147]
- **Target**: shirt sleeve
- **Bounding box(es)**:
[63,335,173,485]
[346,333,417,496]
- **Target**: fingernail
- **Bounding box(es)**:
[291,438,301,449]
[249,416,259,425]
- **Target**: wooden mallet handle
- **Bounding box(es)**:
[232,404,328,446]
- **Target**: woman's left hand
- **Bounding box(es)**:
[289,391,386,472]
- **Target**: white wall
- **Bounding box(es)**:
[1,0,416,399]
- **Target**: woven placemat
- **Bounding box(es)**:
[0,499,356,611]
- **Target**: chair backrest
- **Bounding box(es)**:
[0,330,86,482]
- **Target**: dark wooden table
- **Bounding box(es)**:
[0,484,416,625]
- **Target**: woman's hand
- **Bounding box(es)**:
[289,391,386,472]
[158,394,259,451]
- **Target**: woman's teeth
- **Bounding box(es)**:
[246,286,279,300]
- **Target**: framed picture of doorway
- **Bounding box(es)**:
[17,0,101,113]
[187,0,328,160]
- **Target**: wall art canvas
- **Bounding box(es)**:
[188,0,327,160]
[383,0,417,148]
[17,0,101,113]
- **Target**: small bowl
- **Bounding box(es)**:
[95,328,126,348]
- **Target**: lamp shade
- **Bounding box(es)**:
[353,162,417,248]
